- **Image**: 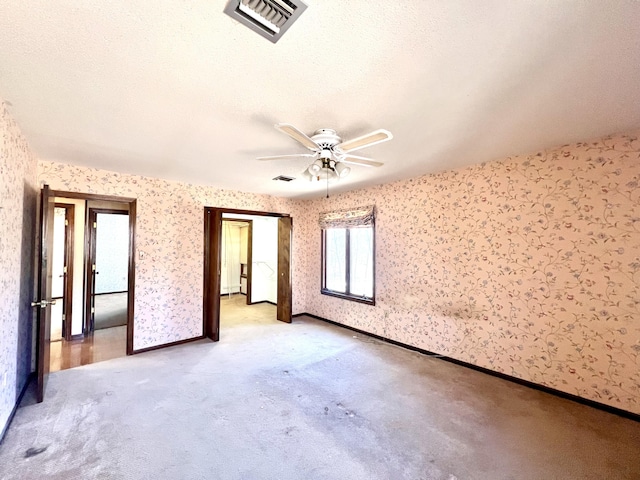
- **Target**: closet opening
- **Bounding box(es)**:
[203,208,292,341]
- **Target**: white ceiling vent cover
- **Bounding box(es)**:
[224,0,307,43]
[273,175,295,182]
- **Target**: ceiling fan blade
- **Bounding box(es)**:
[335,129,393,153]
[274,124,319,151]
[257,153,317,161]
[339,154,384,168]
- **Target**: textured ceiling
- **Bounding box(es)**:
[1,1,639,199]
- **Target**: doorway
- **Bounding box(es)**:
[86,208,130,334]
[50,203,75,342]
[203,208,292,341]
[220,218,253,302]
[35,187,136,402]
[220,215,280,332]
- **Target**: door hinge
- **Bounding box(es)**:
[62,313,66,321]
[92,264,96,272]
[65,219,69,226]
[93,221,97,228]
[63,265,68,274]
[91,307,95,314]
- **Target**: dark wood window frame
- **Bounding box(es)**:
[321,225,376,306]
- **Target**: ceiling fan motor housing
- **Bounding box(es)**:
[319,149,332,160]
[311,129,342,150]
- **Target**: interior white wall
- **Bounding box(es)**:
[220,223,241,295]
[94,213,129,294]
[51,208,66,298]
[240,225,248,294]
[240,226,248,264]
[54,197,85,336]
[50,207,66,340]
[249,217,278,304]
[222,214,278,304]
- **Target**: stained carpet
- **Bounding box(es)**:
[0,299,638,479]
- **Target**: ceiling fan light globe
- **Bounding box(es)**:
[335,163,350,178]
[308,159,323,175]
[318,167,339,183]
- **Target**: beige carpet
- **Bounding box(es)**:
[94,292,128,330]
[1,302,639,479]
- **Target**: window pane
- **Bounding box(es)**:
[325,228,346,293]
[349,227,373,297]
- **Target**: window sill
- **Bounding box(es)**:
[321,289,375,306]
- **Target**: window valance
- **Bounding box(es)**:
[318,205,375,229]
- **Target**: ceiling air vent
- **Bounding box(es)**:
[273,175,295,182]
[224,0,307,43]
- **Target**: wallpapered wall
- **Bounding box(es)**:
[0,100,37,434]
[301,131,640,414]
[17,121,640,417]
[37,161,300,350]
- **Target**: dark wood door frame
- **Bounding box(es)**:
[221,218,253,305]
[204,207,292,341]
[85,208,130,335]
[46,190,136,355]
[277,217,293,323]
[54,203,75,341]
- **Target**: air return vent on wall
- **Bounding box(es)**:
[224,0,307,43]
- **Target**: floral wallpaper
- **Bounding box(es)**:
[300,131,640,415]
[37,161,301,351]
[0,99,37,435]
[33,129,640,416]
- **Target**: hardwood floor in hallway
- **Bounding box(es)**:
[49,326,127,372]
[48,295,266,374]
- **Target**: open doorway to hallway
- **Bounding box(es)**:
[86,208,129,332]
[49,203,74,343]
[45,195,133,373]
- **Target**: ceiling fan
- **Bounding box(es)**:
[258,123,393,182]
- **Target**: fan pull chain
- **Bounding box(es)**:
[326,171,329,198]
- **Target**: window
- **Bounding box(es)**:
[320,206,375,305]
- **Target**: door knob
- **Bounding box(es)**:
[31,299,57,308]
